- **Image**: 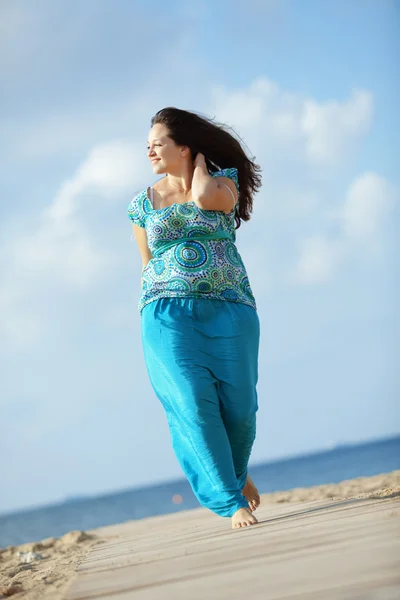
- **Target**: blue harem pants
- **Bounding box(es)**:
[141,297,260,517]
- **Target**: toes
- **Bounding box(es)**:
[233,521,249,528]
[233,520,258,528]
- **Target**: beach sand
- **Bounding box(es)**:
[1,469,399,599]
[0,531,97,599]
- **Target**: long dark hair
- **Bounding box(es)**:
[151,107,262,228]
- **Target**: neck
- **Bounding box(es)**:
[166,162,194,194]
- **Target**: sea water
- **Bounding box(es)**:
[0,435,398,547]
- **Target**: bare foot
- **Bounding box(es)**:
[242,475,260,512]
[232,507,258,529]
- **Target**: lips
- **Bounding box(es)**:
[151,158,161,163]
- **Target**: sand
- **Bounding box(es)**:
[0,531,97,600]
[1,469,399,599]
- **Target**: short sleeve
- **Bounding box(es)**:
[211,168,239,193]
[127,190,147,228]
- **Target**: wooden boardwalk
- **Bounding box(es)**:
[67,495,400,600]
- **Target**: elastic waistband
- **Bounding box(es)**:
[152,231,232,258]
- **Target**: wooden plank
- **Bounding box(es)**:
[67,496,400,600]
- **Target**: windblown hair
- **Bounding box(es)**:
[151,107,262,228]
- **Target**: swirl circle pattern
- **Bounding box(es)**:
[126,168,256,313]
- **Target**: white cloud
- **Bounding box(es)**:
[210,77,394,287]
[294,235,344,284]
[0,140,148,347]
[46,140,146,224]
[294,172,398,284]
[341,172,397,242]
[300,89,372,165]
[212,78,373,170]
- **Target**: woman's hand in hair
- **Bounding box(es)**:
[192,155,237,213]
[193,152,207,168]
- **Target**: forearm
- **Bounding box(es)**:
[191,163,218,209]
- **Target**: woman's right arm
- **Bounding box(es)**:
[132,224,152,283]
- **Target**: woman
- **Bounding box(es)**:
[127,107,262,529]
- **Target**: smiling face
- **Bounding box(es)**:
[147,123,190,175]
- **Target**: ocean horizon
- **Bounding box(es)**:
[1,434,399,548]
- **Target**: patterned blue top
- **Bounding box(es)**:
[127,168,256,313]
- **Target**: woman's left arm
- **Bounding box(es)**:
[191,153,238,213]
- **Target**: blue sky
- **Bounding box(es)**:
[0,0,399,514]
